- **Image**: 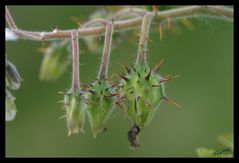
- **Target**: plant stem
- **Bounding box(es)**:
[98,22,114,80]
[5,6,17,29]
[136,13,154,67]
[6,6,233,41]
[71,30,80,91]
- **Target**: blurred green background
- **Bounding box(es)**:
[6,6,233,157]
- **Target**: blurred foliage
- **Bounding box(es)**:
[6,59,23,90]
[218,133,233,150]
[6,89,17,121]
[39,40,71,81]
[6,57,22,121]
[196,133,233,157]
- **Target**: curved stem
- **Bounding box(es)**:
[136,13,154,67]
[71,30,80,91]
[98,22,114,80]
[205,5,233,18]
[5,6,17,29]
[6,6,233,41]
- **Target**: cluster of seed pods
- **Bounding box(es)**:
[62,13,179,148]
[63,23,117,137]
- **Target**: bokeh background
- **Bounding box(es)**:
[5,6,233,157]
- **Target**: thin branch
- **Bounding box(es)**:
[136,13,154,67]
[98,22,114,80]
[5,6,17,29]
[6,6,233,41]
[205,5,233,19]
[71,30,80,91]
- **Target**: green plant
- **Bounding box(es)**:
[5,6,233,148]
[196,133,233,157]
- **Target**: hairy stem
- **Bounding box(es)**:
[5,6,17,29]
[98,22,114,80]
[71,30,80,91]
[6,6,233,41]
[136,13,154,67]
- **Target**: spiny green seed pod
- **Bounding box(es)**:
[6,59,23,90]
[117,62,179,148]
[39,40,71,81]
[85,80,116,138]
[118,64,166,128]
[64,89,87,136]
[6,89,17,121]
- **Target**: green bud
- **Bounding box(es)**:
[85,80,115,138]
[6,89,17,121]
[118,64,165,128]
[64,89,86,136]
[6,59,23,90]
[39,40,71,81]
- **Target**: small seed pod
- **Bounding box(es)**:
[6,89,17,121]
[117,63,169,148]
[117,62,180,148]
[118,64,165,128]
[64,89,87,136]
[85,80,116,138]
[39,40,71,81]
[6,59,23,90]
